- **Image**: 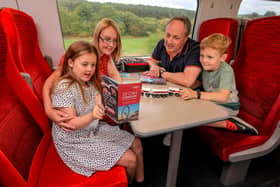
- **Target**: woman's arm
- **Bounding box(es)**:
[42,68,74,124]
[107,60,122,81]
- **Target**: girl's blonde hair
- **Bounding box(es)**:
[55,41,101,104]
[93,18,122,62]
[200,33,231,55]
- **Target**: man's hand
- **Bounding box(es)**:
[143,65,166,78]
[143,59,161,77]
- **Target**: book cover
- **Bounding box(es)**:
[101,75,142,123]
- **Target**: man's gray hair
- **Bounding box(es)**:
[167,16,191,36]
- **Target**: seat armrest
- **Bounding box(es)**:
[44,55,54,71]
[229,121,280,162]
[20,72,33,90]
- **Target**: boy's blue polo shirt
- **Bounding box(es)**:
[152,38,201,72]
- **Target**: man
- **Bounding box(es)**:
[145,16,202,146]
[146,16,201,88]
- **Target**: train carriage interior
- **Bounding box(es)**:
[0,0,280,187]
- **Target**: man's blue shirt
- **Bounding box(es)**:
[152,38,201,72]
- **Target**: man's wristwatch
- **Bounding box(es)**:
[159,69,166,77]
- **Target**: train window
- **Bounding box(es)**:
[57,0,198,57]
[238,0,280,19]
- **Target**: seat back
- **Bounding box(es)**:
[195,16,280,164]
[0,12,44,186]
[1,8,52,102]
[232,16,280,136]
[198,17,239,63]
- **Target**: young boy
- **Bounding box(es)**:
[180,33,258,135]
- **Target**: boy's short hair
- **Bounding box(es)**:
[200,33,231,54]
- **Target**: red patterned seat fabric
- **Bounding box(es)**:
[0,7,128,187]
[198,17,239,63]
[1,8,52,102]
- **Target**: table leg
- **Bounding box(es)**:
[166,130,183,187]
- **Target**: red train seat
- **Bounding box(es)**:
[195,16,280,185]
[0,8,128,187]
[1,7,53,102]
[198,17,239,63]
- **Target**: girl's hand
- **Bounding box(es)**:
[92,94,105,119]
[180,89,196,100]
[95,94,103,106]
[92,104,105,119]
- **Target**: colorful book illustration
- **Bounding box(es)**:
[101,75,142,123]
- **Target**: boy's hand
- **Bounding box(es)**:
[180,89,196,100]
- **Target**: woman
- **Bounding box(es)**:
[50,40,144,183]
[93,18,122,82]
[43,18,123,127]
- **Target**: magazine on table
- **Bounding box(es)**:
[140,74,167,85]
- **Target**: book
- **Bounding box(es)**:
[101,75,142,123]
[140,74,167,85]
[120,72,141,79]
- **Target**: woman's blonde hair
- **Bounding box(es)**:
[93,18,122,62]
[200,33,231,55]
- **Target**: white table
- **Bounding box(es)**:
[130,95,229,187]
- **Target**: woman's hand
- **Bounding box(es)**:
[50,108,74,124]
[50,108,75,131]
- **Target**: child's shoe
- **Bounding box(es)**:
[226,117,259,135]
[129,181,152,187]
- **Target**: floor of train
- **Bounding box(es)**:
[141,129,280,187]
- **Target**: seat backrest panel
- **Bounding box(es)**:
[232,16,280,134]
[0,103,42,180]
[0,15,43,181]
[1,8,52,102]
[0,8,128,187]
[198,17,239,63]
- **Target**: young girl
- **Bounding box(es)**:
[51,41,144,184]
[180,33,258,135]
[43,18,122,127]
